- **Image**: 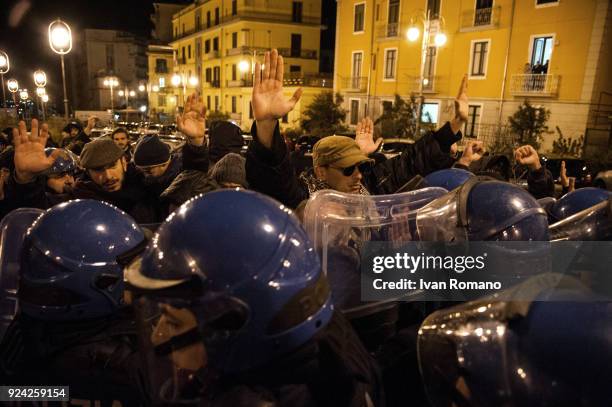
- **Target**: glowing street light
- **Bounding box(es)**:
[7,79,18,93]
[118,90,125,97]
[406,27,420,42]
[238,60,250,73]
[152,85,160,92]
[129,90,136,97]
[36,87,46,97]
[188,76,198,87]
[138,84,146,92]
[0,51,9,108]
[103,76,119,116]
[49,19,72,119]
[434,32,447,47]
[19,89,29,101]
[42,94,49,103]
[33,70,47,87]
[171,74,181,87]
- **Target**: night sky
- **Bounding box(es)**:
[0,0,335,109]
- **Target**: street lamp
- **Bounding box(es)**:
[41,94,49,120]
[33,70,47,87]
[7,78,18,107]
[36,87,47,120]
[19,89,28,101]
[406,10,447,137]
[0,51,9,108]
[103,76,119,119]
[138,84,146,92]
[49,19,72,120]
[188,76,198,87]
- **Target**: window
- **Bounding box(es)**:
[205,39,210,54]
[196,13,201,30]
[215,8,219,25]
[387,0,399,37]
[475,0,493,26]
[427,0,441,19]
[232,32,238,48]
[249,102,253,119]
[232,0,237,15]
[196,40,201,58]
[159,77,165,88]
[375,4,380,21]
[292,2,303,23]
[213,37,219,51]
[205,68,212,82]
[351,51,363,88]
[215,95,219,110]
[536,0,558,5]
[470,40,490,77]
[350,100,360,125]
[207,95,211,108]
[423,46,436,90]
[383,48,397,80]
[155,59,168,74]
[232,64,237,81]
[158,95,166,107]
[290,65,301,72]
[213,66,220,85]
[106,44,114,71]
[530,35,553,68]
[465,105,481,137]
[182,23,185,34]
[354,3,365,33]
[181,47,185,61]
[188,45,192,59]
[291,34,302,57]
[232,96,237,113]
[421,103,439,124]
[207,11,211,28]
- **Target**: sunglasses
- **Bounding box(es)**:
[330,162,371,177]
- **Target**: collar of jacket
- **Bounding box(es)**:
[299,168,369,196]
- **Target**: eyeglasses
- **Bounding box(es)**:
[330,162,371,177]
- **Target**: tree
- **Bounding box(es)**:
[508,100,551,150]
[301,92,348,137]
[374,94,418,139]
[551,126,584,158]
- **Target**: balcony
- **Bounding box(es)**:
[227,79,253,88]
[203,80,221,89]
[222,11,319,25]
[226,46,269,57]
[510,74,560,97]
[459,6,501,32]
[340,76,367,93]
[404,75,442,94]
[278,48,317,60]
[284,73,332,88]
[205,51,219,60]
[376,22,400,40]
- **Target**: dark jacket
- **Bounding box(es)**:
[207,311,384,407]
[60,131,91,155]
[160,169,222,208]
[246,121,460,209]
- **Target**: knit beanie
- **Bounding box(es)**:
[133,136,171,166]
[208,121,244,163]
[210,153,247,187]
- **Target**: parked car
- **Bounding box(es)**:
[594,170,612,190]
[145,123,163,135]
[540,156,594,191]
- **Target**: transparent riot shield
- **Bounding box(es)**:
[549,197,612,241]
[0,208,44,341]
[302,187,447,349]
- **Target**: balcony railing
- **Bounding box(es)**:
[227,79,253,88]
[340,76,367,92]
[203,80,221,89]
[226,46,269,56]
[460,6,501,31]
[278,48,317,59]
[222,11,319,25]
[376,22,400,39]
[284,73,332,88]
[404,75,443,94]
[205,51,219,60]
[510,74,560,97]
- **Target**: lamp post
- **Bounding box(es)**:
[33,70,47,119]
[7,78,18,108]
[0,51,9,108]
[19,89,29,120]
[36,87,47,120]
[41,93,49,121]
[49,19,72,120]
[406,10,447,138]
[103,76,119,122]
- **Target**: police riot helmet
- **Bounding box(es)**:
[42,147,78,176]
[550,187,612,222]
[19,199,146,321]
[423,168,474,191]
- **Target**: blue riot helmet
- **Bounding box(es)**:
[19,200,146,321]
[125,189,333,404]
[42,147,78,176]
[550,187,612,222]
[549,196,612,241]
[423,168,474,191]
[416,177,550,241]
[418,274,612,407]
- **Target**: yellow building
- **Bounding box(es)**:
[147,44,177,122]
[163,0,330,131]
[334,0,611,152]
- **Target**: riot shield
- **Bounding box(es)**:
[0,208,43,341]
[549,197,612,241]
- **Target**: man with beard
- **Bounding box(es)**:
[111,127,134,161]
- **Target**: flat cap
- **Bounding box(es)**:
[312,136,372,168]
[79,138,124,169]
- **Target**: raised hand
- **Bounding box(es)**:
[450,74,469,134]
[560,160,570,187]
[84,115,98,135]
[514,145,541,171]
[355,117,382,155]
[13,119,61,183]
[252,49,303,148]
[457,140,484,167]
[177,92,207,145]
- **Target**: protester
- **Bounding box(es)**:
[111,127,134,161]
[59,119,91,155]
[208,120,244,164]
[246,49,482,209]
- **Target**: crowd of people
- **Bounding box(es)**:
[0,49,610,406]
